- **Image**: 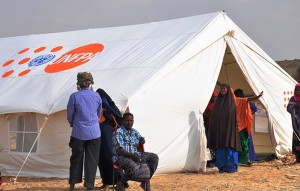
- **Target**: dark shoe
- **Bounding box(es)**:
[140,182,151,191]
[246,162,253,167]
[206,161,215,168]
[99,184,107,190]
[124,181,129,189]
[116,181,125,191]
[69,184,75,191]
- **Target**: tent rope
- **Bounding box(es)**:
[11,114,50,184]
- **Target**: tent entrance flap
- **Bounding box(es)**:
[215,45,274,154]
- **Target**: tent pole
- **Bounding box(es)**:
[11,114,50,184]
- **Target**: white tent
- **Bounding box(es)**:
[0,11,296,178]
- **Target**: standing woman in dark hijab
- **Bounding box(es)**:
[96,88,125,189]
[287,83,300,162]
[207,84,242,173]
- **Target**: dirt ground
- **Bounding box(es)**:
[1,154,300,191]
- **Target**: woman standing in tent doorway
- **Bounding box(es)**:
[287,83,300,162]
[207,84,241,173]
[67,72,102,191]
[234,89,263,166]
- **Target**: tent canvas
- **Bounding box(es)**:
[0,11,296,178]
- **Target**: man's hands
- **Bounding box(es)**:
[116,147,143,162]
[139,137,145,144]
[130,153,142,162]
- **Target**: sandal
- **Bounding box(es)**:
[99,184,107,190]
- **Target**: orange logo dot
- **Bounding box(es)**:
[18,58,31,65]
[51,46,63,52]
[34,47,46,53]
[18,48,30,54]
[283,91,286,95]
[284,104,287,108]
[2,70,14,78]
[284,98,286,101]
[45,43,104,73]
[18,69,31,76]
[2,59,14,67]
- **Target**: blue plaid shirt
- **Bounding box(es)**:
[113,125,142,161]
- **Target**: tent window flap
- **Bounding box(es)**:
[9,114,38,152]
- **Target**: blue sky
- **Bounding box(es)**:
[0,0,299,61]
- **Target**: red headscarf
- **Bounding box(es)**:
[205,90,218,112]
[294,83,300,101]
[213,90,218,97]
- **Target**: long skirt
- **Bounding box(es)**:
[293,133,300,162]
[238,129,250,164]
[249,133,256,162]
[204,117,216,163]
[98,122,122,185]
[216,148,238,173]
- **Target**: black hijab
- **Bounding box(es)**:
[207,84,241,151]
[96,88,123,125]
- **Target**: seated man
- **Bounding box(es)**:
[113,112,159,191]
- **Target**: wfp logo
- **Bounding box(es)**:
[1,43,104,78]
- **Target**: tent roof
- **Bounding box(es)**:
[0,11,231,114]
[0,10,295,122]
